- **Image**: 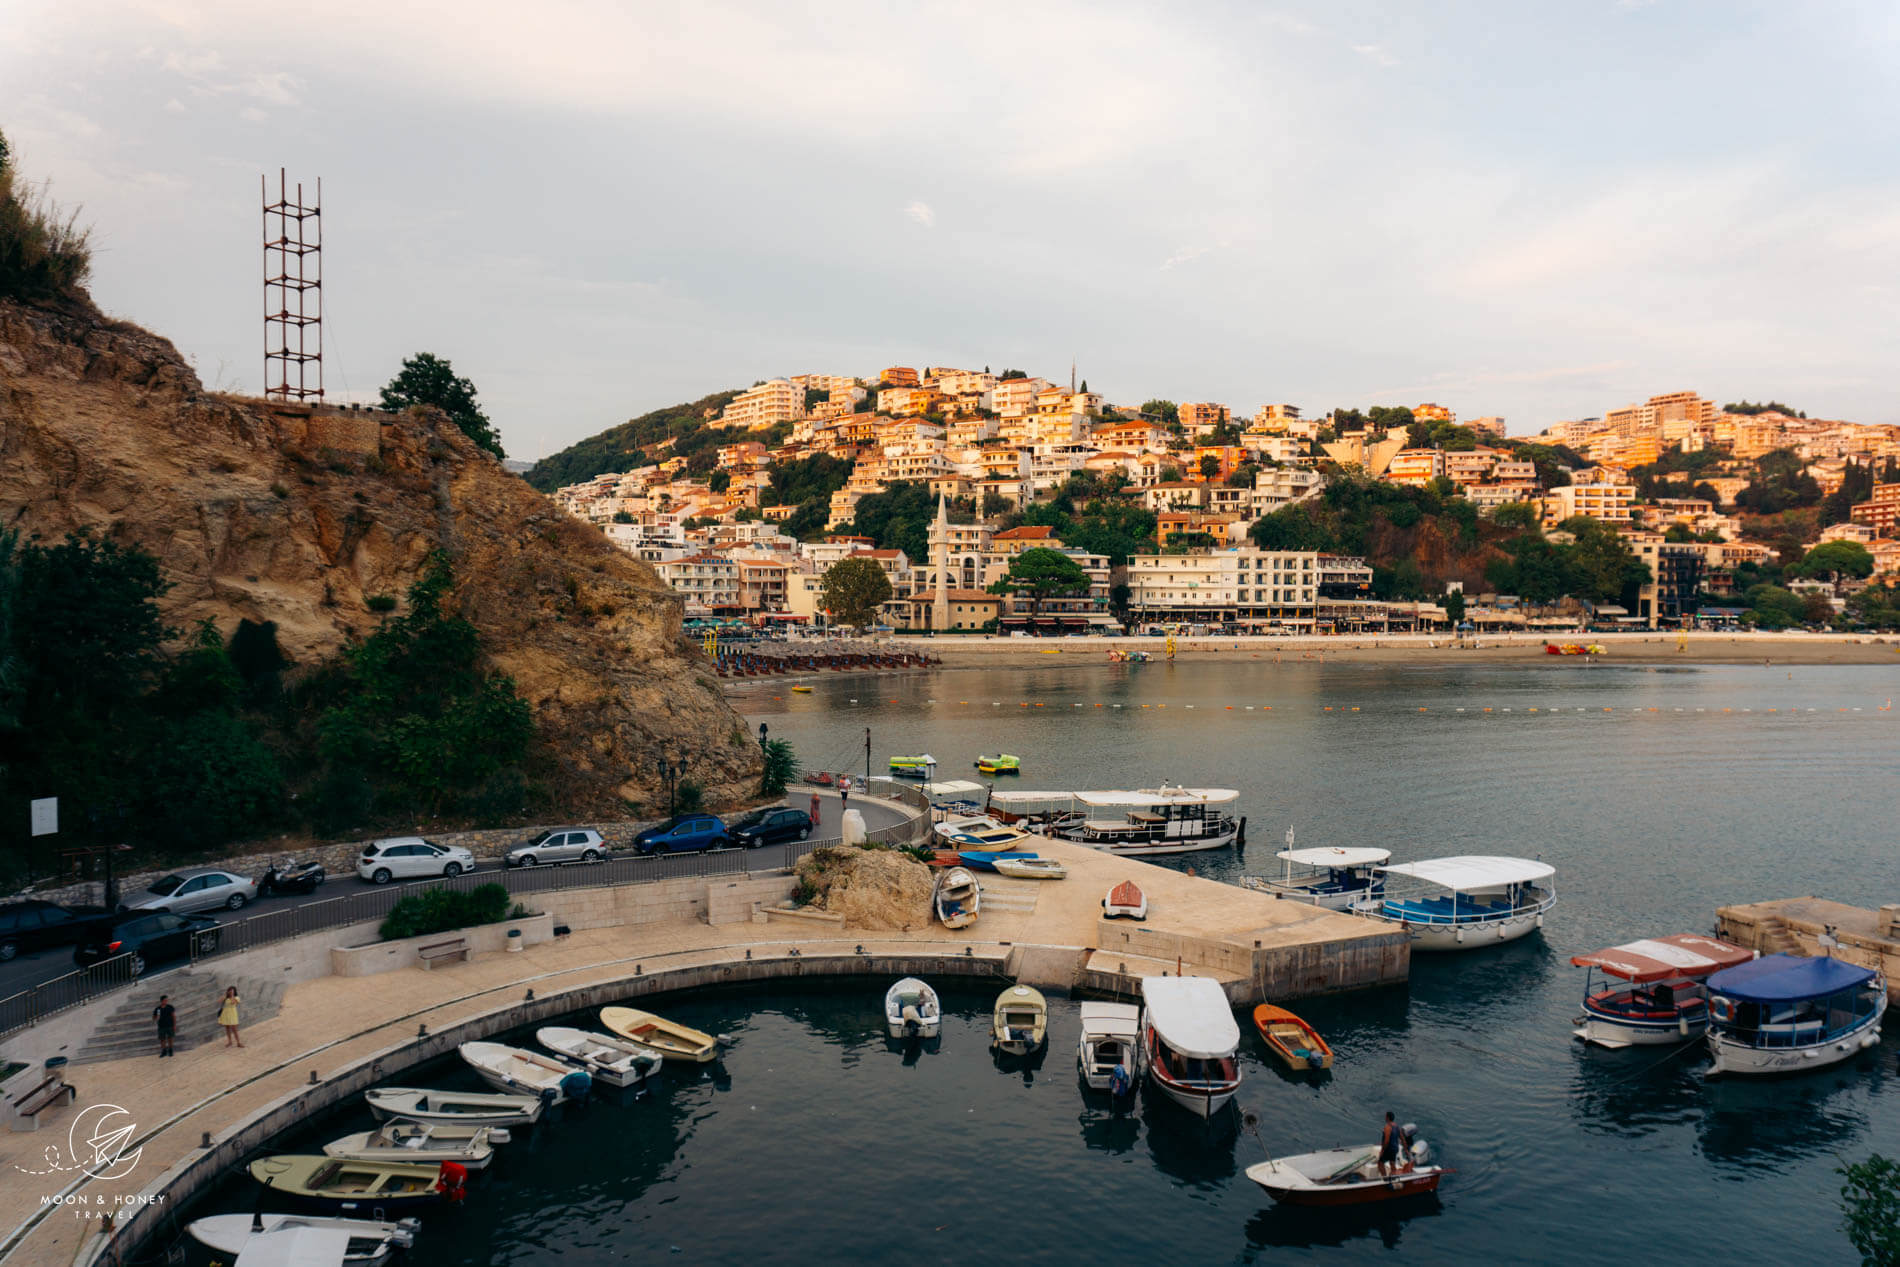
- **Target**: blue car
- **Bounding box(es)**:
[633,814,731,856]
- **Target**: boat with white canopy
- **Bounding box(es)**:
[1138,976,1242,1117]
[1571,934,1755,1049]
[1351,856,1555,951]
[989,785,1243,856]
[919,779,989,820]
[1704,952,1887,1076]
[1076,1002,1140,1094]
[1246,843,1390,910]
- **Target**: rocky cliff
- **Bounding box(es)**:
[0,296,760,815]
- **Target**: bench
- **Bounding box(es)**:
[418,937,470,970]
[9,1075,77,1133]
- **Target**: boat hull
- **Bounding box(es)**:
[1247,1162,1445,1206]
[1056,826,1237,857]
[1150,1075,1238,1118]
[1706,999,1886,1076]
[1361,904,1549,952]
[1573,1010,1705,1049]
[364,1089,542,1129]
[187,1214,416,1265]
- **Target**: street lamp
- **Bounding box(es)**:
[758,722,769,751]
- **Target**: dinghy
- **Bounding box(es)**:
[1245,1130,1446,1206]
[935,867,980,929]
[992,984,1048,1056]
[600,1006,722,1062]
[323,1119,502,1170]
[247,1155,463,1215]
[187,1214,418,1267]
[537,1026,663,1088]
[1252,1003,1334,1071]
[1102,880,1147,920]
[365,1088,543,1129]
[992,856,1066,880]
[957,850,1038,873]
[884,977,942,1039]
[459,1041,591,1103]
[1076,1002,1140,1093]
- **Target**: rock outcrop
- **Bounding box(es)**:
[793,845,935,930]
[0,296,760,814]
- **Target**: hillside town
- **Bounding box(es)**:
[543,371,1900,634]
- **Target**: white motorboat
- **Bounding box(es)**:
[323,1118,503,1169]
[1350,856,1555,951]
[600,1007,723,1062]
[187,1214,418,1267]
[537,1026,663,1089]
[365,1087,544,1128]
[990,785,1242,856]
[1248,845,1389,910]
[1245,1133,1446,1206]
[936,867,980,929]
[934,814,1038,851]
[459,1041,592,1103]
[885,977,942,1039]
[1076,1001,1140,1094]
[992,856,1067,880]
[1704,953,1887,1076]
[1138,976,1241,1118]
[1571,934,1756,1049]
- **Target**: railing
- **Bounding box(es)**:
[0,952,140,1038]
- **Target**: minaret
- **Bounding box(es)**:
[931,491,951,632]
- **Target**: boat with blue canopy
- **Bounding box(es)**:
[1249,845,1390,911]
[1704,952,1887,1076]
[1350,856,1555,951]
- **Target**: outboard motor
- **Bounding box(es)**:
[1109,1063,1133,1098]
[559,1070,593,1103]
[1401,1123,1426,1166]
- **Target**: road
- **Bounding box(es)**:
[0,789,909,1004]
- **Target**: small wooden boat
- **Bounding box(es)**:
[992,985,1048,1055]
[1244,1133,1446,1206]
[459,1041,591,1103]
[187,1214,418,1267]
[1102,880,1147,920]
[247,1155,461,1215]
[992,856,1066,880]
[888,753,935,778]
[600,1006,721,1062]
[537,1026,663,1088]
[323,1119,503,1169]
[935,867,980,929]
[935,814,1037,852]
[975,753,1021,775]
[958,850,1037,873]
[884,977,942,1039]
[1076,1002,1140,1093]
[365,1088,543,1129]
[1253,1003,1334,1071]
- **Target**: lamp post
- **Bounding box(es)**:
[758,722,769,752]
[659,758,676,821]
[864,727,871,783]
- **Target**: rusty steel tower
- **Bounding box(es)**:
[262,169,322,401]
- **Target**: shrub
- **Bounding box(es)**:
[0,140,94,302]
[365,593,397,613]
[675,778,705,813]
[759,738,799,796]
[379,882,514,941]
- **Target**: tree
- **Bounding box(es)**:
[706,470,731,493]
[612,510,634,524]
[1442,589,1466,625]
[1839,1152,1900,1265]
[1139,399,1179,425]
[998,368,1028,380]
[1564,518,1651,604]
[989,547,1090,619]
[1109,582,1132,623]
[1198,455,1222,479]
[1491,501,1540,531]
[1226,462,1260,489]
[1796,540,1874,580]
[380,353,504,458]
[820,557,893,627]
[759,738,799,796]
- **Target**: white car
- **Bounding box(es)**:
[126,869,258,914]
[356,837,476,885]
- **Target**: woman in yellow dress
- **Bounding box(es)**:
[218,986,243,1048]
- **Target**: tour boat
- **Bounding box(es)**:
[1250,846,1390,910]
[1704,953,1887,1076]
[365,1088,544,1129]
[323,1118,504,1170]
[989,785,1243,856]
[935,866,980,929]
[888,753,936,778]
[187,1214,419,1267]
[1139,976,1242,1118]
[992,856,1067,880]
[958,850,1039,873]
[1245,1131,1445,1206]
[1350,856,1555,951]
[247,1155,463,1215]
[1252,1003,1334,1071]
[1570,934,1756,1049]
[975,753,1021,775]
[600,1007,722,1063]
[537,1026,663,1089]
[1102,880,1147,920]
[992,984,1048,1055]
[885,977,942,1039]
[459,1041,592,1104]
[920,779,989,820]
[1076,1001,1141,1094]
[934,814,1038,852]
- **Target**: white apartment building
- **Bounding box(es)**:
[934,369,997,397]
[992,377,1053,415]
[1543,482,1636,526]
[719,379,807,431]
[657,553,742,614]
[1127,548,1374,628]
[1250,467,1325,514]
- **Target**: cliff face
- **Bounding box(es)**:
[0,298,760,814]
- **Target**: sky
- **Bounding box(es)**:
[6,1,1900,460]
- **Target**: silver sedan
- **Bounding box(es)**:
[125,869,259,914]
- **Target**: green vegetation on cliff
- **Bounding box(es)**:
[525,388,742,491]
[0,129,93,303]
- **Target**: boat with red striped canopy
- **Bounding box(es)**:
[1571,934,1755,1049]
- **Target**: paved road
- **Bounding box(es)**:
[0,791,911,1004]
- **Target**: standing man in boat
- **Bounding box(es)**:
[1378,1111,1400,1179]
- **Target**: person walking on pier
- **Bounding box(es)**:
[218,986,243,1048]
[154,994,176,1058]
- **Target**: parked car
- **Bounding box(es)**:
[0,899,108,962]
[73,910,220,974]
[632,815,731,856]
[356,837,477,885]
[505,827,606,868]
[125,870,258,915]
[726,807,814,848]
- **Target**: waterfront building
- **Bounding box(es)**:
[657,552,742,616]
[1126,548,1373,629]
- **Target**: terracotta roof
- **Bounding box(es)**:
[995,526,1056,540]
[850,549,902,558]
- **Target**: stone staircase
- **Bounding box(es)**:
[1755,916,1800,955]
[71,971,286,1065]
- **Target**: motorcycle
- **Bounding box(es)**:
[259,858,326,896]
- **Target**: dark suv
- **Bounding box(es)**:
[73,911,220,975]
[726,807,815,848]
[0,900,106,961]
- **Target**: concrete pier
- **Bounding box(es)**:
[1716,896,1900,1001]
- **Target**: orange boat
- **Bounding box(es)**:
[1102,881,1147,920]
[1252,1003,1333,1071]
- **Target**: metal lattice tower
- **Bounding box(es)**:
[262,169,322,401]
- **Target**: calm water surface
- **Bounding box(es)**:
[180,662,1900,1265]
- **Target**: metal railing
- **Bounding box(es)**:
[0,952,140,1038]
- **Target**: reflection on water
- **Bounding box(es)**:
[1699,1063,1883,1170]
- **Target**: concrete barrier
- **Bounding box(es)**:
[329,914,554,978]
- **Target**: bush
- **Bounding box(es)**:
[675,778,705,813]
[379,882,515,941]
[365,593,397,613]
[0,140,94,301]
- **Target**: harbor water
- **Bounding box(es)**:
[177,661,1897,1265]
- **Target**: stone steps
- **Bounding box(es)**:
[72,972,285,1064]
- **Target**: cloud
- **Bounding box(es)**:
[1160,241,1231,271]
[163,97,185,113]
[1352,43,1398,67]
[904,201,935,228]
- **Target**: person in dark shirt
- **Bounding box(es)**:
[154,995,176,1057]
